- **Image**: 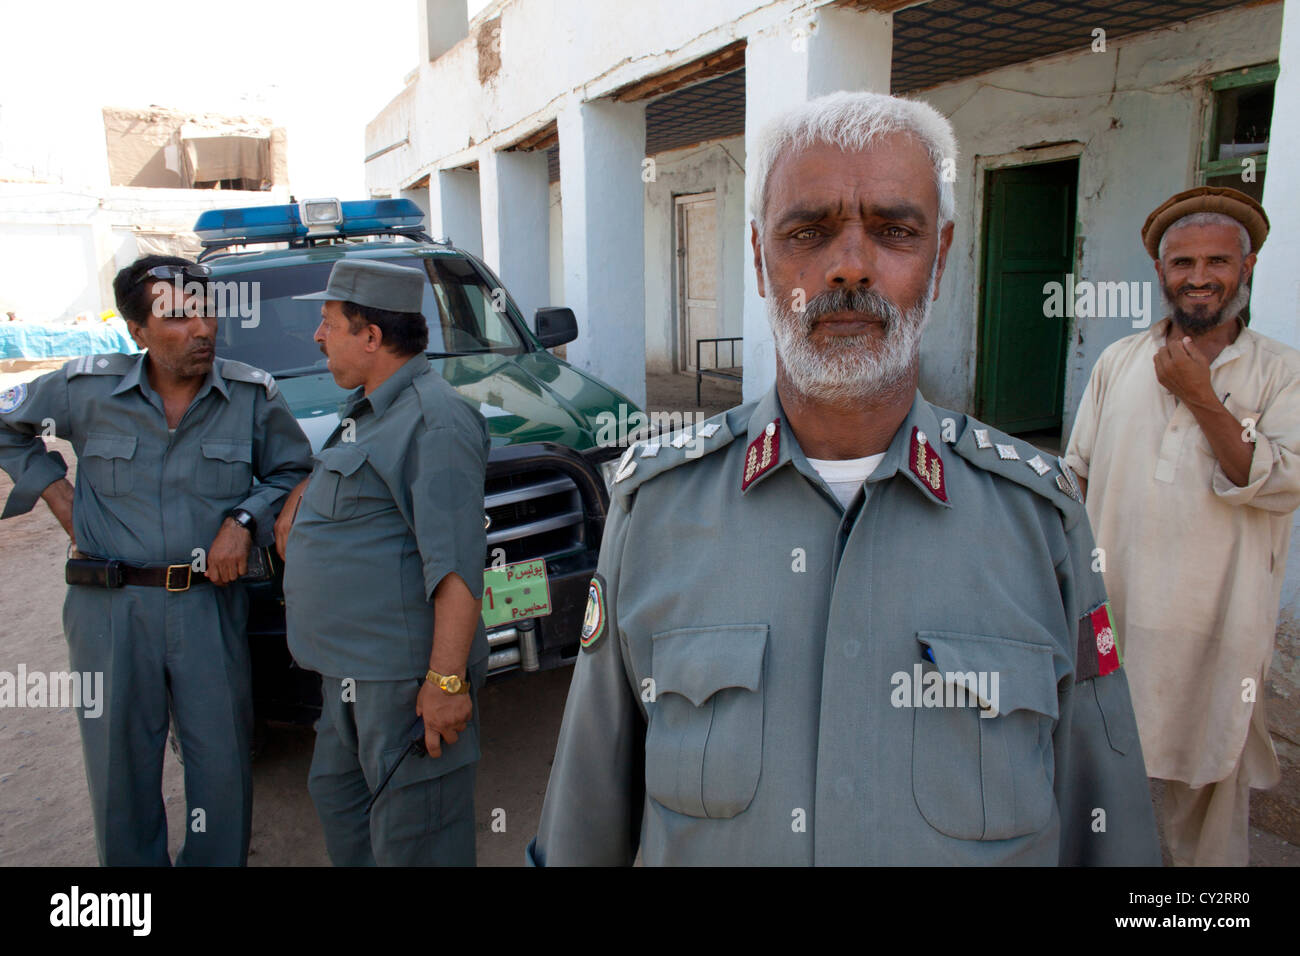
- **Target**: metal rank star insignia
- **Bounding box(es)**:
[614,445,637,483]
[741,419,780,491]
[698,422,721,439]
[1026,455,1051,476]
[1055,456,1083,502]
[909,427,947,502]
[995,443,1019,461]
[973,428,992,449]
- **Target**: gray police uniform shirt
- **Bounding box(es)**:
[283,353,490,681]
[530,386,1161,866]
[0,353,312,562]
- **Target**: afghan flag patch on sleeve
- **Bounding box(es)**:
[580,573,608,652]
[1075,600,1121,682]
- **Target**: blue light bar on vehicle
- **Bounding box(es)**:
[193,198,426,246]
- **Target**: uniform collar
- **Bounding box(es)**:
[866,392,952,508]
[111,351,230,402]
[740,386,792,493]
[343,352,429,418]
[740,385,952,507]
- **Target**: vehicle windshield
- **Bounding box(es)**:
[210,254,525,375]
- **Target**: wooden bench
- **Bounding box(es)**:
[695,336,743,406]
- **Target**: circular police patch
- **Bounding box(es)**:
[0,383,27,414]
[580,573,607,651]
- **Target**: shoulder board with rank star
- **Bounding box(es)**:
[611,410,736,500]
[1055,456,1083,502]
[947,412,1084,528]
[218,358,279,398]
[908,427,947,502]
[741,419,780,491]
[65,353,134,379]
[1075,600,1122,682]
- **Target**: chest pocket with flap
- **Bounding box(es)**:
[80,434,138,497]
[911,630,1060,842]
[305,445,378,521]
[644,624,767,820]
[196,438,253,499]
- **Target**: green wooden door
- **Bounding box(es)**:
[976,160,1078,433]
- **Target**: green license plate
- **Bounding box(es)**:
[481,558,552,628]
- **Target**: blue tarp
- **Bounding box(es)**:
[0,322,139,360]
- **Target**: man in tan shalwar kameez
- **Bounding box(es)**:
[1065,186,1300,865]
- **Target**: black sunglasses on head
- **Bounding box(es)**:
[132,263,212,288]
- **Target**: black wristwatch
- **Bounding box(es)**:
[227,508,257,538]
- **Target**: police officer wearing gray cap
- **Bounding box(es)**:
[278,259,490,866]
[529,92,1160,866]
[0,255,313,865]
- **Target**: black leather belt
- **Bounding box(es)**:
[66,558,208,592]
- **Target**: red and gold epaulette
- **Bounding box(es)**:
[741,419,780,491]
[909,427,947,502]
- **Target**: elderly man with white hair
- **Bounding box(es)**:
[528,91,1159,866]
[1065,186,1300,866]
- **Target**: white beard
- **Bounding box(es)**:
[763,257,937,404]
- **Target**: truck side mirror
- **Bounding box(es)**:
[534,307,578,348]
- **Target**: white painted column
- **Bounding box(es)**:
[558,96,648,409]
[400,181,431,223]
[741,8,894,401]
[479,147,551,327]
[1249,1,1300,635]
[429,167,483,258]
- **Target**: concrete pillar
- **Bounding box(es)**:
[400,181,431,223]
[430,167,482,258]
[1248,0,1300,741]
[479,147,551,328]
[741,8,894,401]
[558,96,648,409]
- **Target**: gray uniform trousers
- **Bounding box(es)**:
[64,581,253,866]
[308,656,487,866]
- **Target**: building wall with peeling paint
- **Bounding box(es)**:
[922,2,1283,430]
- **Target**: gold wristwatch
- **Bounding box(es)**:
[425,669,469,695]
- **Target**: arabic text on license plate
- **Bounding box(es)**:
[481,558,552,629]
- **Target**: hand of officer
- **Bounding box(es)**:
[416,678,472,759]
[274,477,310,560]
[1154,336,1214,407]
[41,477,76,545]
[206,518,252,586]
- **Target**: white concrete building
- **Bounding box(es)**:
[370,0,1298,839]
[369,0,1287,429]
[0,103,290,326]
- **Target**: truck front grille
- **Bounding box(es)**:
[484,470,585,566]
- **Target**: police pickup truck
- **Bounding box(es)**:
[194,198,634,723]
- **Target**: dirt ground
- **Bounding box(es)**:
[0,367,1295,866]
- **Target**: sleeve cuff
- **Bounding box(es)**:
[1,450,66,519]
[234,489,289,547]
[423,564,485,603]
[1211,437,1274,503]
[1061,450,1088,480]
